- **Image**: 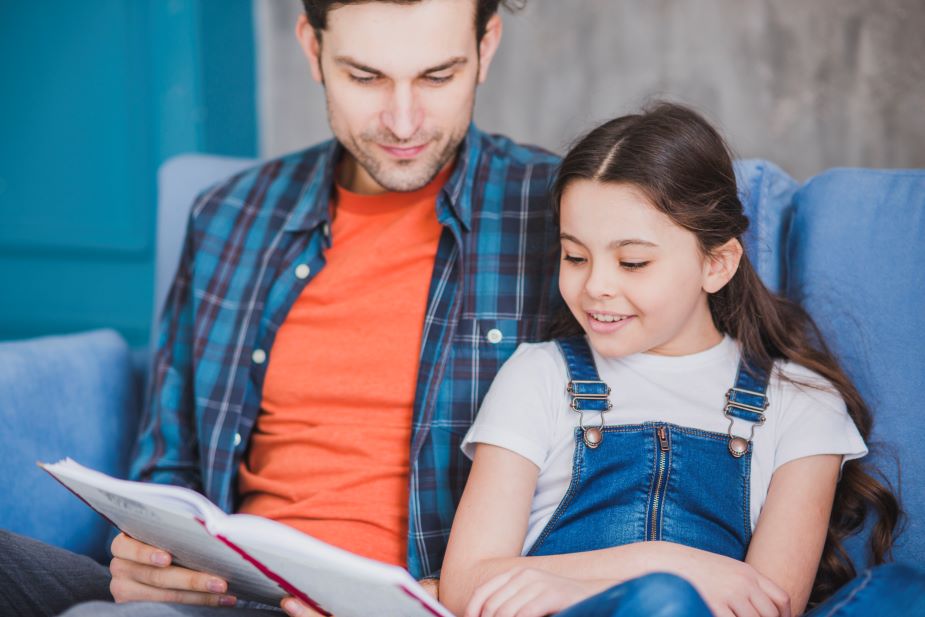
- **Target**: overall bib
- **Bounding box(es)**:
[527,336,770,561]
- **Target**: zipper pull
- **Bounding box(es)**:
[657,426,670,451]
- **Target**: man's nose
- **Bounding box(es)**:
[380,83,424,141]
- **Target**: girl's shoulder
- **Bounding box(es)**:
[769,358,847,416]
[503,340,569,376]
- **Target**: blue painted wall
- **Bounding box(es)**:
[0,1,257,348]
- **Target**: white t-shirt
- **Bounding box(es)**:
[461,336,867,554]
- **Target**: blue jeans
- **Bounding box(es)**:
[558,563,925,617]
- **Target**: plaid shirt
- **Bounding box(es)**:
[131,125,562,578]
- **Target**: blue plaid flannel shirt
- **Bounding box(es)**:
[131,125,562,578]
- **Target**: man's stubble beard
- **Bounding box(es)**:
[325,95,474,193]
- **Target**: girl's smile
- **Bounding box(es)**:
[558,179,735,358]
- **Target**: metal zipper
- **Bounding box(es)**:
[648,426,671,540]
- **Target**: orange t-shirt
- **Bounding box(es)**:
[237,169,448,567]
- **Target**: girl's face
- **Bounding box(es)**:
[558,180,732,358]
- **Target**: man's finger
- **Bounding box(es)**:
[110,557,227,594]
[110,577,236,606]
[111,533,171,567]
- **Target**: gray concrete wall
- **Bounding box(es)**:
[255,0,925,180]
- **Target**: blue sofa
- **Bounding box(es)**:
[1,156,921,571]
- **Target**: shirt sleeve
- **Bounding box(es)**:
[129,206,203,492]
[773,363,868,472]
[460,342,563,470]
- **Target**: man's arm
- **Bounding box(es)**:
[112,208,234,606]
[129,211,202,490]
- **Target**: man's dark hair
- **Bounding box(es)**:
[301,0,524,43]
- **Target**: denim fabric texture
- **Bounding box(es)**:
[527,338,762,561]
[556,573,713,617]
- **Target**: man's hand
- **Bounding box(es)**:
[280,597,326,617]
[109,533,237,607]
[280,578,439,616]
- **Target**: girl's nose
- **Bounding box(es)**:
[584,266,618,299]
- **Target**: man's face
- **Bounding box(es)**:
[298,0,501,194]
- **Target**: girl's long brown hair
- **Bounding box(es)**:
[549,102,901,605]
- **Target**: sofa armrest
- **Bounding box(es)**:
[0,329,139,562]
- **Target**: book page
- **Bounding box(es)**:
[41,460,285,604]
[218,514,454,617]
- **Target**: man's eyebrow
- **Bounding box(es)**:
[333,56,383,75]
[421,57,468,74]
[333,56,468,76]
[559,233,658,249]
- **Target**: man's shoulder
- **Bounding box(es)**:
[188,140,335,231]
[474,128,560,170]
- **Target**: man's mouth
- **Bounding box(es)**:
[379,143,429,159]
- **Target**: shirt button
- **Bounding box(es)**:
[294,264,311,279]
[322,223,331,237]
[252,348,267,364]
[233,432,242,447]
[486,328,503,344]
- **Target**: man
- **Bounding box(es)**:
[0,1,560,615]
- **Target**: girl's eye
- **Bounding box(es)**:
[620,261,649,271]
[563,254,587,264]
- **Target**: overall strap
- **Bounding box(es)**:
[724,359,771,423]
[556,336,612,412]
[723,358,771,457]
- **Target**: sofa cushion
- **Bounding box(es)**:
[785,168,925,566]
[734,159,799,294]
[0,329,138,562]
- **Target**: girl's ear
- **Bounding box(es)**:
[703,238,743,293]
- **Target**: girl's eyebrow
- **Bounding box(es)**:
[559,232,657,249]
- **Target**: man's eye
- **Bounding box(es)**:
[423,74,453,85]
[620,261,649,271]
[349,74,378,84]
[563,255,586,264]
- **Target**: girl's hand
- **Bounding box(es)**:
[464,567,609,617]
[668,546,792,617]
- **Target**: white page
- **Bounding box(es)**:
[41,460,284,603]
[41,460,456,616]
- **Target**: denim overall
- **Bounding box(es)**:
[527,336,770,561]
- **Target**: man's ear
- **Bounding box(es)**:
[703,238,744,294]
[477,13,503,84]
[295,13,324,84]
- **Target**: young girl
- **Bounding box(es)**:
[439,103,917,617]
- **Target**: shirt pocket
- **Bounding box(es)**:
[437,317,538,434]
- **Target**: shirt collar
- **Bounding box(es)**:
[283,124,484,234]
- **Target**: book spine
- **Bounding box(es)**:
[202,522,331,616]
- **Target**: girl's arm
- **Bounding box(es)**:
[744,454,841,615]
[440,444,791,617]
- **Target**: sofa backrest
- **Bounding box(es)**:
[785,168,925,566]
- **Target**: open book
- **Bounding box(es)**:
[40,459,452,617]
